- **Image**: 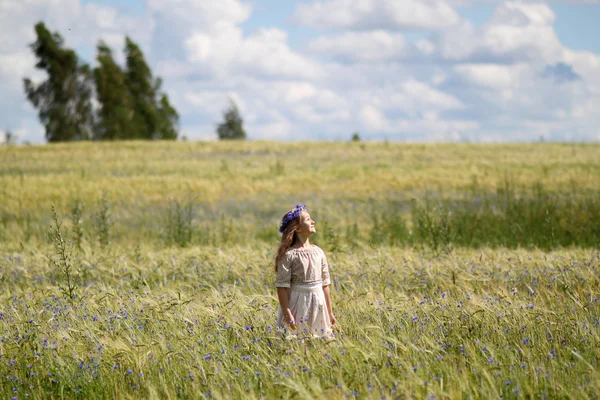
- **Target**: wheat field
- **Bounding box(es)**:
[0,141,599,399]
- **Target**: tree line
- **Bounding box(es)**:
[21,22,248,142]
[23,22,179,142]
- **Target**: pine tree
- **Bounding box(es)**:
[2,130,16,145]
[93,41,133,140]
[156,93,179,140]
[124,36,155,139]
[23,22,94,142]
[217,100,247,140]
[124,37,178,140]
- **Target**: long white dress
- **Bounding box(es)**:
[275,245,333,338]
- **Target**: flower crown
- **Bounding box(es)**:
[279,204,307,233]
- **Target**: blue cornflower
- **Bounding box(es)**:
[279,204,307,233]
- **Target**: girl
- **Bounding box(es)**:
[275,204,336,338]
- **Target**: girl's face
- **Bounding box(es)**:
[297,210,316,236]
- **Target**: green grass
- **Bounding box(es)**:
[1,141,599,398]
[1,246,599,399]
[1,141,599,251]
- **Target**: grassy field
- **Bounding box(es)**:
[0,141,599,399]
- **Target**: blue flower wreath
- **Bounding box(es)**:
[279,204,307,233]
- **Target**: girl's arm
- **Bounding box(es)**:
[277,287,296,330]
[320,248,335,325]
[322,285,335,325]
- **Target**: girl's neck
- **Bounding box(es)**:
[294,234,311,248]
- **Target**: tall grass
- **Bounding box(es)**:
[0,247,599,398]
[3,181,598,251]
[0,187,600,250]
[0,142,599,398]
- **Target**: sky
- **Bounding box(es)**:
[1,0,599,144]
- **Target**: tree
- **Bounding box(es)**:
[2,130,16,145]
[156,92,179,140]
[351,132,361,142]
[93,41,133,140]
[23,22,94,142]
[124,37,178,140]
[216,100,246,140]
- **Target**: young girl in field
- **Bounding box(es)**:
[275,204,336,338]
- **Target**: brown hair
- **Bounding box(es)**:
[274,212,302,272]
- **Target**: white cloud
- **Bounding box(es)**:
[397,79,466,111]
[454,63,530,90]
[490,2,556,26]
[293,0,462,31]
[308,31,409,62]
[438,2,563,63]
[359,104,479,140]
[1,0,599,144]
[416,39,436,56]
[146,0,251,28]
[237,29,323,80]
[360,105,388,131]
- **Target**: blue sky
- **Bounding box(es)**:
[1,0,600,143]
[78,0,600,52]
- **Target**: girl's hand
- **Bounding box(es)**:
[286,310,296,330]
[329,312,336,326]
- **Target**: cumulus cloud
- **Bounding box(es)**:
[293,0,462,31]
[543,62,582,83]
[1,0,599,143]
[438,2,563,63]
[185,26,322,80]
[308,31,410,62]
[359,103,479,140]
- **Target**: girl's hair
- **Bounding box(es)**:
[274,206,306,272]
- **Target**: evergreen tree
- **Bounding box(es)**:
[156,93,179,140]
[23,22,94,142]
[93,41,133,140]
[217,100,247,140]
[124,37,178,140]
[2,130,16,145]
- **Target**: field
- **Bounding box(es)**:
[0,141,599,399]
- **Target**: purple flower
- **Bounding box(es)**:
[279,204,307,233]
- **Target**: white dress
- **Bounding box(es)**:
[275,245,333,338]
